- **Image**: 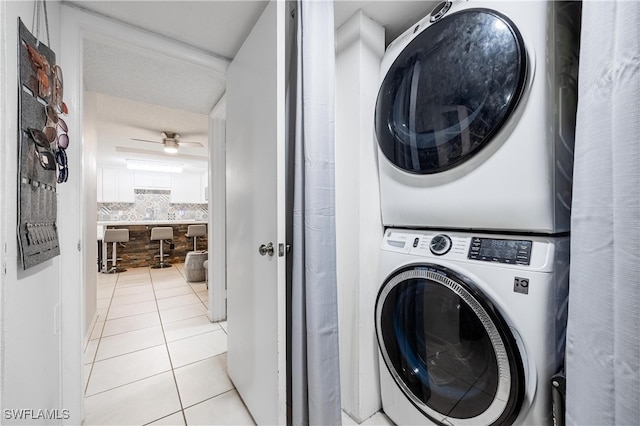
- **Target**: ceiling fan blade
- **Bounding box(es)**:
[179,132,207,139]
[131,138,163,144]
[178,141,205,148]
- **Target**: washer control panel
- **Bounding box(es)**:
[468,237,532,265]
[382,229,559,271]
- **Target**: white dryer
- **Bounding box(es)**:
[375,229,569,425]
[375,1,581,233]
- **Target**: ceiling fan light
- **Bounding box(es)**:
[164,139,179,154]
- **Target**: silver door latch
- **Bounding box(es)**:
[278,243,291,257]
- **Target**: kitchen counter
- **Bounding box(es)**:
[99,222,208,270]
[98,220,207,226]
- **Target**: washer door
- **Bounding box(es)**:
[375,9,527,174]
[375,265,524,425]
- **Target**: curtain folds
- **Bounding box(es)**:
[566,1,640,425]
[290,0,342,424]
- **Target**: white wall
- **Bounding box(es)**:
[335,10,385,423]
[208,96,227,322]
[0,0,71,422]
[83,91,98,340]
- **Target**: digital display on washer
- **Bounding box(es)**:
[468,237,532,265]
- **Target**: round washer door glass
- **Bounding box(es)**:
[375,266,524,425]
[375,9,527,174]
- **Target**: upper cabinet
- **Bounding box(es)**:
[97,167,206,204]
[97,167,135,203]
[170,172,207,204]
[133,171,171,190]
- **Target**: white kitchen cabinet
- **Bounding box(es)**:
[133,171,171,189]
[98,167,135,203]
[170,172,206,204]
[118,171,135,202]
[100,168,118,202]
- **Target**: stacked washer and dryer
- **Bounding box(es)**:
[372,1,581,425]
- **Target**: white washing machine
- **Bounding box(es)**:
[375,1,581,233]
[375,229,569,425]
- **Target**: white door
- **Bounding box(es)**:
[226,1,287,425]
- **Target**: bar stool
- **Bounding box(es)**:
[150,227,173,268]
[186,224,207,252]
[103,228,129,273]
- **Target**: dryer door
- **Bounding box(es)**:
[375,264,525,425]
[375,9,527,174]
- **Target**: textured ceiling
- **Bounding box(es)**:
[70,0,440,170]
[68,1,268,60]
[94,93,209,172]
[83,38,226,115]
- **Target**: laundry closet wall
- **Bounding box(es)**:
[335,10,385,423]
[0,0,82,422]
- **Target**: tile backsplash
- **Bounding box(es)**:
[98,189,208,222]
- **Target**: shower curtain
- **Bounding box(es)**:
[565,1,640,425]
[289,0,342,424]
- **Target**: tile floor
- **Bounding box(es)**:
[84,263,394,426]
[342,411,394,425]
[84,264,254,425]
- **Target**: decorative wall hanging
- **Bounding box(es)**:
[17,1,69,269]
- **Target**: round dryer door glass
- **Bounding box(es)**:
[375,9,527,174]
[375,266,524,425]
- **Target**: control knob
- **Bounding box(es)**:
[429,234,452,256]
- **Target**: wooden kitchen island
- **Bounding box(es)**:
[98,221,208,270]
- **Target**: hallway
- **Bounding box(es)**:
[83,265,393,425]
[83,265,253,425]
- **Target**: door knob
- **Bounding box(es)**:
[258,242,274,257]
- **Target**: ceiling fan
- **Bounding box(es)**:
[131,131,204,154]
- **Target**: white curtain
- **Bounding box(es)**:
[289,0,342,424]
[566,1,640,425]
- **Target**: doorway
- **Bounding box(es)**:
[59,2,266,422]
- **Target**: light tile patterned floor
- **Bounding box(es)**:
[84,264,395,426]
[83,264,253,426]
[342,411,394,426]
